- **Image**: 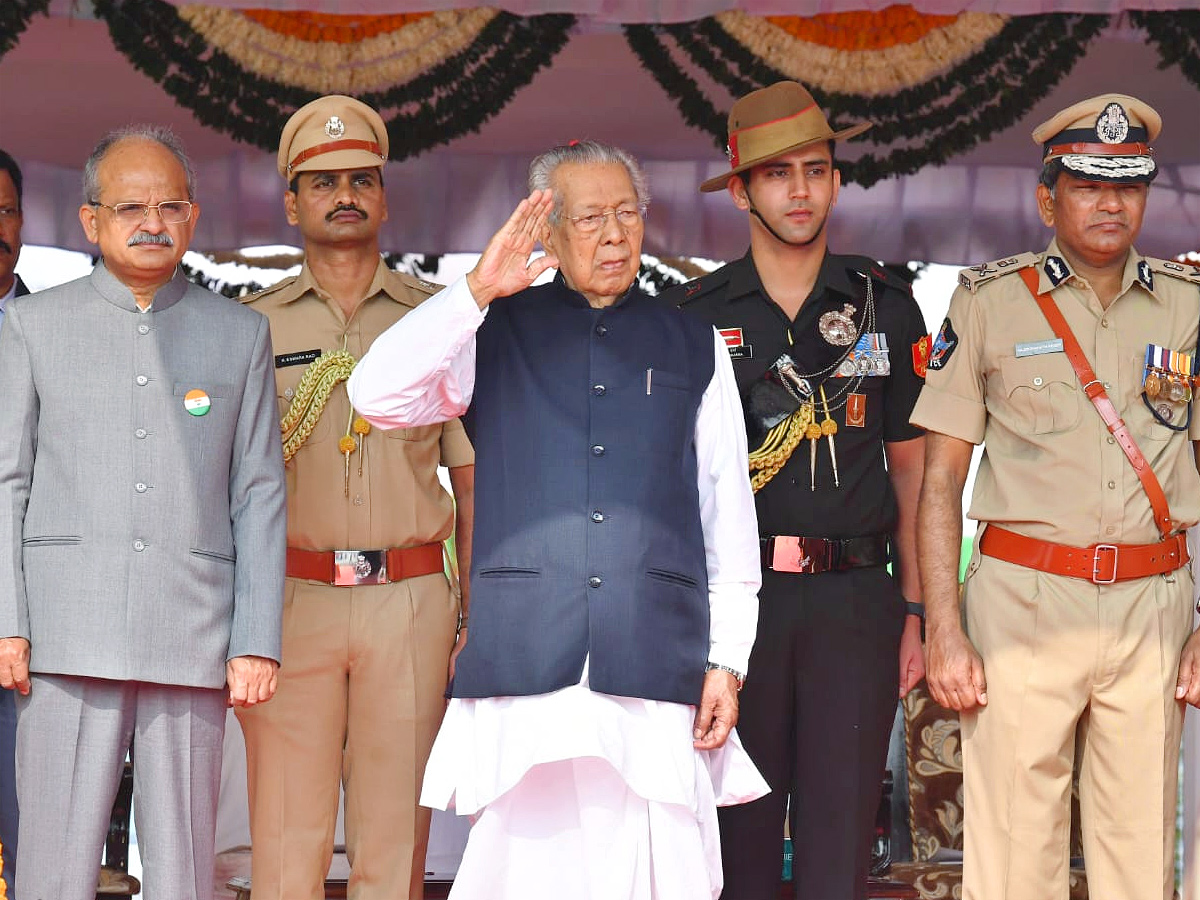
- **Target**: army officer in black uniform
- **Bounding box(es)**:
[662,81,927,900]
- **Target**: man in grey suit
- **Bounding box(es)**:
[0,126,286,900]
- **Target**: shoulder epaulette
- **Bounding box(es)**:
[844,257,913,296]
[240,273,303,305]
[396,271,443,297]
[1140,256,1200,287]
[957,252,1041,294]
[671,268,732,308]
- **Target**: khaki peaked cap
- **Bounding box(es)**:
[277,95,388,179]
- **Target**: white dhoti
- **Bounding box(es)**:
[420,671,769,900]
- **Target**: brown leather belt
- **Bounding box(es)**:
[286,543,443,586]
[979,525,1189,584]
[762,533,890,574]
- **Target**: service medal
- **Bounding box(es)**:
[1144,371,1162,398]
[818,303,858,346]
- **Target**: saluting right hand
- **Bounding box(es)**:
[465,189,560,308]
[0,637,31,696]
[925,624,988,711]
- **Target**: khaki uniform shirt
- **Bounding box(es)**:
[247,260,474,551]
[911,239,1200,546]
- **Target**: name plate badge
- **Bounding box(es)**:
[1014,338,1064,358]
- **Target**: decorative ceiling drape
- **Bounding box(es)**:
[84,0,576,158]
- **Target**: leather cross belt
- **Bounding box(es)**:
[979,525,1189,584]
[286,543,443,586]
[762,533,890,575]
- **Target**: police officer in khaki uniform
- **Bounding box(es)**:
[236,96,475,900]
[914,94,1200,900]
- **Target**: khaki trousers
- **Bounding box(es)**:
[237,571,457,900]
[961,550,1193,900]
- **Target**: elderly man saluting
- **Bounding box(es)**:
[0,126,286,900]
[348,140,767,900]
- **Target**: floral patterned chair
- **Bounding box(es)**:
[885,682,1089,900]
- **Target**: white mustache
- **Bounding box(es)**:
[128,231,174,247]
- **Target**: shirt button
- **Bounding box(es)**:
[137,324,150,335]
[1103,381,1111,390]
[135,482,147,493]
[595,324,608,337]
[1108,480,1116,489]
[1106,526,1116,535]
[592,384,606,396]
[1032,377,1043,387]
[588,575,603,588]
[353,495,364,506]
[1101,319,1109,328]
[591,445,605,457]
[135,375,148,386]
[1106,436,1115,445]
[284,388,295,400]
[591,510,605,523]
[135,428,147,439]
[133,540,146,552]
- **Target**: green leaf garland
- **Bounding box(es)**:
[0,0,50,60]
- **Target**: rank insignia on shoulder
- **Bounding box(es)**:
[1043,255,1071,287]
[912,334,931,377]
[686,281,702,298]
[928,318,958,371]
[1140,256,1200,287]
[957,252,1039,293]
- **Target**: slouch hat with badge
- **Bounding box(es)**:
[700,80,870,193]
[1032,93,1161,184]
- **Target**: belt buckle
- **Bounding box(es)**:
[1091,544,1119,584]
[333,549,387,586]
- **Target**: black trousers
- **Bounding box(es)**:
[719,565,906,900]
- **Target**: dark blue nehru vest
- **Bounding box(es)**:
[453,275,717,705]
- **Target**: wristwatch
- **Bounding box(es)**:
[705,661,745,691]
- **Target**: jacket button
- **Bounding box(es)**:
[135,428,147,439]
[135,375,148,386]
[132,540,146,552]
[591,510,605,523]
[135,482,147,493]
[591,444,605,456]
[588,575,603,588]
[138,324,150,335]
[592,384,606,396]
[595,323,608,337]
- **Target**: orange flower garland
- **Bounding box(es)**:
[240,9,432,44]
[766,6,959,52]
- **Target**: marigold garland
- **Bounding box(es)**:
[0,0,50,60]
[625,12,1109,187]
[178,6,499,95]
[241,10,432,43]
[92,0,576,159]
[766,7,959,52]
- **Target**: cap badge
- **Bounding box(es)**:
[1096,103,1129,144]
[324,116,346,139]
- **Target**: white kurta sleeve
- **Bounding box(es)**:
[347,275,486,428]
[695,327,760,677]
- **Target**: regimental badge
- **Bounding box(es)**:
[1096,103,1130,144]
[846,392,866,428]
[1137,260,1154,292]
[818,302,858,346]
[719,326,753,360]
[912,334,931,378]
[928,318,958,371]
[685,281,702,298]
[324,115,346,139]
[1044,256,1070,286]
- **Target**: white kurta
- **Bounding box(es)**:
[350,277,768,899]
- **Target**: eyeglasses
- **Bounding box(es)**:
[89,200,194,225]
[562,204,646,235]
